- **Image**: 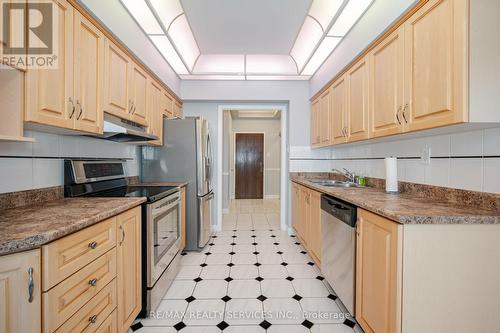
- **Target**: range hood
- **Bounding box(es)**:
[98,113,158,142]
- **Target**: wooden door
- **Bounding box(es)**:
[319,88,331,145]
[73,11,104,134]
[25,0,74,129]
[404,0,467,132]
[235,133,264,199]
[369,27,405,138]
[116,207,141,332]
[347,57,370,142]
[309,189,321,263]
[356,209,401,333]
[299,187,310,246]
[0,249,41,333]
[104,39,131,118]
[148,80,163,146]
[310,98,320,147]
[129,64,148,125]
[331,75,347,144]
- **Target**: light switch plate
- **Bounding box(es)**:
[420,147,431,165]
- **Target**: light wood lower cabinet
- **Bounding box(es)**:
[291,182,321,264]
[0,249,41,333]
[116,207,142,333]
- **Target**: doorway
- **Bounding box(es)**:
[235,133,264,199]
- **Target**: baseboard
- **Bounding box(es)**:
[264,195,280,199]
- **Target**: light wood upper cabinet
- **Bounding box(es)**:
[404,0,467,131]
[331,75,348,145]
[129,64,148,125]
[163,91,174,118]
[347,57,370,142]
[0,249,41,333]
[104,39,131,118]
[116,207,141,333]
[173,101,183,119]
[25,0,74,130]
[148,80,164,146]
[319,88,331,145]
[369,27,405,138]
[356,209,401,333]
[73,11,104,134]
[310,98,320,147]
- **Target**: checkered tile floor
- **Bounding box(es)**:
[131,199,361,333]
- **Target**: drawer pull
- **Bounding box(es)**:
[89,278,98,287]
[28,267,34,303]
[89,315,98,324]
[88,241,98,249]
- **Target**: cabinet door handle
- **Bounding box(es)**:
[88,241,98,249]
[28,267,34,303]
[89,315,98,324]
[119,225,125,245]
[396,106,402,125]
[76,100,83,120]
[89,278,98,287]
[131,102,136,115]
[402,104,408,123]
[68,98,75,119]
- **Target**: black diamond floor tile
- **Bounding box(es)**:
[286,276,294,281]
[173,321,186,331]
[277,251,283,255]
[221,295,232,302]
[180,252,187,256]
[130,322,143,331]
[307,262,315,266]
[328,294,338,301]
[259,320,272,329]
[252,242,258,245]
[257,295,268,302]
[230,242,237,246]
[273,242,280,245]
[292,294,303,301]
[253,251,260,255]
[229,251,235,255]
[200,263,208,267]
[205,252,212,256]
[302,319,314,329]
[254,262,262,267]
[255,276,264,282]
[217,321,230,330]
[225,277,233,282]
[185,296,196,303]
[227,263,235,267]
[194,277,203,282]
[344,319,356,328]
[316,276,325,281]
[281,262,288,266]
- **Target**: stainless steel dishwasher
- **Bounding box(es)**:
[321,194,357,317]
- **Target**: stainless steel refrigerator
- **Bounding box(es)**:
[141,117,214,251]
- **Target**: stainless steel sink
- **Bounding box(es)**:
[310,180,359,188]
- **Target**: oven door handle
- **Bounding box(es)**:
[152,199,180,217]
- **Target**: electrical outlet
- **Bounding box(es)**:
[420,147,431,165]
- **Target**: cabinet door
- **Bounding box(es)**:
[308,190,321,263]
[299,187,310,246]
[331,75,347,145]
[347,57,370,142]
[25,0,74,129]
[0,249,41,333]
[148,80,163,146]
[163,91,174,118]
[129,64,148,125]
[173,101,183,119]
[369,27,405,138]
[310,99,320,146]
[291,183,301,236]
[104,39,131,118]
[404,0,467,131]
[116,207,141,332]
[356,209,401,333]
[73,11,104,134]
[319,88,331,145]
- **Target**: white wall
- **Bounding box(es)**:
[310,0,417,97]
[0,131,140,194]
[230,118,281,199]
[78,0,181,95]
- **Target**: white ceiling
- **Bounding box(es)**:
[180,0,311,54]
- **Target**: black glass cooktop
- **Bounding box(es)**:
[88,185,178,203]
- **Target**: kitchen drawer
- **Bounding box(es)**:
[43,249,117,333]
[54,279,117,333]
[95,310,117,333]
[42,217,117,291]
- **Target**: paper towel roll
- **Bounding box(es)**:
[385,157,398,193]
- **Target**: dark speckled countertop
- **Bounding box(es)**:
[291,176,500,225]
[0,197,146,255]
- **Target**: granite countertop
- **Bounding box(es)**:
[0,197,146,256]
[291,176,500,225]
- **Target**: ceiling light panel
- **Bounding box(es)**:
[149,0,184,30]
[121,0,163,34]
[246,55,297,75]
[302,36,341,75]
[150,35,189,74]
[168,15,200,71]
[246,75,311,81]
[193,54,245,74]
[309,0,345,31]
[290,16,323,72]
[179,74,245,80]
[328,0,374,37]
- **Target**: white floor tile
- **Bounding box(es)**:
[263,298,303,324]
[141,299,187,326]
[300,298,345,324]
[163,280,196,300]
[311,324,356,333]
[206,253,232,265]
[261,280,295,298]
[258,265,289,279]
[228,280,261,299]
[292,279,330,298]
[181,253,207,266]
[230,265,259,280]
[286,265,319,279]
[224,326,266,333]
[209,245,233,254]
[233,244,256,253]
[193,280,228,299]
[232,253,258,265]
[200,265,231,280]
[257,253,283,265]
[225,298,264,325]
[267,325,310,333]
[176,265,202,280]
[184,299,225,325]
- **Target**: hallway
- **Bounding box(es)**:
[134,199,357,332]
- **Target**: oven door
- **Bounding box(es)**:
[147,191,181,287]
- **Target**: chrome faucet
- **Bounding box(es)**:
[332,168,356,183]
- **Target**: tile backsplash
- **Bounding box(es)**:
[290,126,500,194]
[0,130,140,194]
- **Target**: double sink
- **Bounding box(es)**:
[310,179,360,188]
